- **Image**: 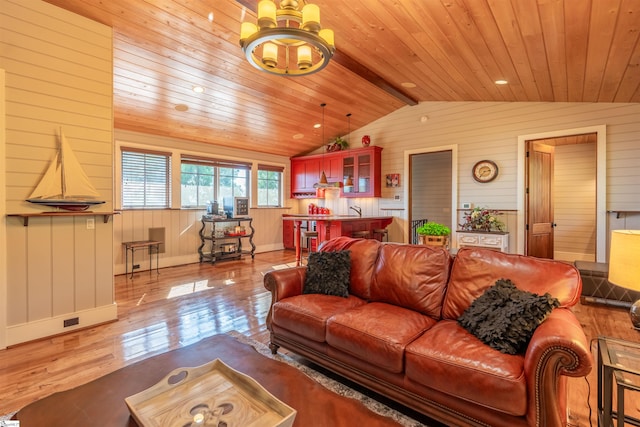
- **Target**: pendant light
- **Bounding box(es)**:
[346,112,351,145]
[314,103,329,187]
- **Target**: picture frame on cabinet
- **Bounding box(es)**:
[234,197,250,218]
[386,174,400,188]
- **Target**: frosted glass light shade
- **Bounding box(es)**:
[262,43,278,68]
[258,0,277,28]
[609,230,640,329]
[301,4,320,32]
[609,230,640,291]
[319,29,334,48]
[298,45,312,69]
[240,22,258,43]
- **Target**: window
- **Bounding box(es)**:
[181,163,214,208]
[257,164,284,207]
[180,155,251,209]
[121,148,171,209]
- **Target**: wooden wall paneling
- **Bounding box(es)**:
[0,68,4,349]
[170,209,182,261]
[74,217,97,312]
[352,102,639,249]
[554,143,597,261]
[179,210,192,258]
[5,219,27,326]
[52,217,76,316]
[95,219,114,308]
[26,219,53,321]
[2,0,114,344]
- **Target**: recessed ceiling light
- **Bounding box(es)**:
[401,82,417,88]
[207,12,214,22]
[495,79,508,85]
[193,86,205,93]
[313,123,321,129]
[175,104,189,112]
[293,133,304,140]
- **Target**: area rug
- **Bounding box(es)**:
[8,331,434,426]
[227,331,431,427]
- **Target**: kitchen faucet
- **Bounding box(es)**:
[350,206,362,217]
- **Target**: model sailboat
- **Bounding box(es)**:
[26,129,105,211]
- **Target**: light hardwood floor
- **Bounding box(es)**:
[0,250,638,426]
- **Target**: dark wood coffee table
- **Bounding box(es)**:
[15,334,409,426]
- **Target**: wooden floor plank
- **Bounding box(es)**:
[0,249,637,426]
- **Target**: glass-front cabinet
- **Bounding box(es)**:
[341,146,382,198]
[290,146,382,198]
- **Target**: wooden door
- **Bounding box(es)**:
[526,141,555,258]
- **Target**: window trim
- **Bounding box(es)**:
[257,163,284,207]
[180,154,251,209]
[120,147,172,209]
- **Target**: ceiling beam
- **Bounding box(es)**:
[332,50,418,106]
[234,0,419,106]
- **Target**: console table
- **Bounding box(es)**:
[198,216,255,264]
[123,240,161,279]
[598,336,640,427]
[456,230,509,252]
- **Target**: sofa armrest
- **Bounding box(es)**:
[263,267,306,302]
[263,267,306,333]
[524,308,593,427]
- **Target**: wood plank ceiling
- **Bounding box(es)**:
[43,0,640,158]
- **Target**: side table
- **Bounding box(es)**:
[598,336,640,427]
[123,240,161,279]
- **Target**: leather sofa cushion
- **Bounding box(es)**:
[272,294,366,342]
[326,302,436,373]
[405,320,527,416]
[319,237,381,301]
[442,247,582,320]
[371,244,451,317]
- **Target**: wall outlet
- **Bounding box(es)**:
[86,218,95,229]
[394,195,401,200]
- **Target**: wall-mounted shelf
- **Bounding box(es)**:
[608,210,640,219]
[7,211,120,226]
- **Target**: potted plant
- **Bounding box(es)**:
[416,222,451,247]
[327,136,349,152]
[459,207,505,232]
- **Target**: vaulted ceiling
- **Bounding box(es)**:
[44,0,640,158]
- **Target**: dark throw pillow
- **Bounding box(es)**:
[457,278,560,355]
[303,250,351,298]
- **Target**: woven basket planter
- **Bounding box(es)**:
[418,235,449,247]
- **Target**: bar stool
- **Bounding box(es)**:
[301,230,319,260]
[373,228,389,242]
[351,230,370,239]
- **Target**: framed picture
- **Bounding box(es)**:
[385,173,400,188]
[233,197,250,217]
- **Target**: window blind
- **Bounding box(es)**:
[258,163,285,173]
[122,148,171,208]
[181,154,251,170]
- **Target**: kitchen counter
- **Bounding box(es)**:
[283,214,393,265]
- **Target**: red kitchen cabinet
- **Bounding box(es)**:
[341,146,382,198]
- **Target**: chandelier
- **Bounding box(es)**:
[239,0,335,76]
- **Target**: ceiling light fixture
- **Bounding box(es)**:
[495,79,508,85]
[239,0,335,76]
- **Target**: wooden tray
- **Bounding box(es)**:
[125,359,296,427]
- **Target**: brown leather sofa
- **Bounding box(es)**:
[264,237,592,427]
